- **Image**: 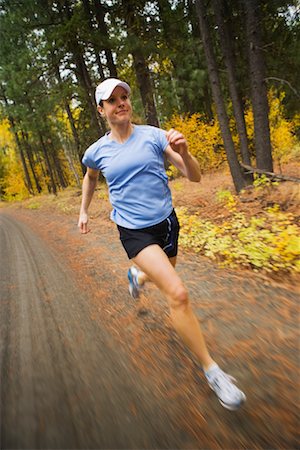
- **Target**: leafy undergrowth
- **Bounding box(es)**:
[2,165,299,281]
[172,167,300,280]
[176,205,299,274]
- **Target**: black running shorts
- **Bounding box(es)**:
[117,209,180,259]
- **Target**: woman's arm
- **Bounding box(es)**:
[78,167,100,233]
[165,129,201,182]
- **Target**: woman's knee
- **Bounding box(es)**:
[167,283,189,311]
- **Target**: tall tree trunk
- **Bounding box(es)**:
[53,61,83,167]
[22,131,42,193]
[11,123,34,195]
[187,0,201,38]
[64,100,83,166]
[50,141,68,189]
[25,96,57,194]
[13,129,34,195]
[92,0,118,77]
[132,49,159,127]
[36,152,51,193]
[81,0,105,78]
[0,86,34,194]
[61,140,81,187]
[19,144,34,195]
[72,44,105,135]
[12,129,33,195]
[123,0,159,127]
[195,0,249,192]
[39,134,57,194]
[61,0,105,137]
[242,0,273,171]
[212,0,251,167]
[203,84,214,121]
[157,0,190,113]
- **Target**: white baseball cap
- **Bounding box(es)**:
[95,78,131,105]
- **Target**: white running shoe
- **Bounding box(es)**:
[127,266,141,299]
[205,364,246,410]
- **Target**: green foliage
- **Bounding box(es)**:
[0,0,299,200]
[176,206,300,274]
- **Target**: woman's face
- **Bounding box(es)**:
[98,86,132,126]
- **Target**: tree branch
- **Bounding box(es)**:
[265,77,300,98]
[240,163,300,183]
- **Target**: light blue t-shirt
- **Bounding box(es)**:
[82,125,173,229]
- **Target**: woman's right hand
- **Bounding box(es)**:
[78,212,90,234]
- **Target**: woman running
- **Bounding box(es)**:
[78,78,246,410]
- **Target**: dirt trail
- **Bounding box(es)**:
[0,208,299,449]
[0,213,192,449]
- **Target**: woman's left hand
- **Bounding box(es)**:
[166,128,188,156]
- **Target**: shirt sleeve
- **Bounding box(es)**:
[153,127,169,153]
[82,146,99,170]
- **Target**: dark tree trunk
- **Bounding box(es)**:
[0,86,34,194]
[72,45,105,135]
[11,128,34,195]
[187,0,201,39]
[38,133,57,194]
[81,0,105,78]
[203,84,214,121]
[92,0,118,77]
[36,152,51,192]
[64,101,82,160]
[13,130,33,195]
[53,62,82,164]
[195,0,249,192]
[22,131,42,193]
[157,0,190,113]
[61,0,105,137]
[25,96,57,194]
[19,144,34,194]
[50,142,68,189]
[11,123,34,195]
[132,49,159,127]
[242,0,273,171]
[61,142,81,187]
[123,1,159,127]
[212,0,251,167]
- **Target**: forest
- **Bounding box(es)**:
[0,0,299,199]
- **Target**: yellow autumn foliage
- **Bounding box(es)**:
[54,104,81,138]
[165,89,298,177]
[243,89,298,166]
[268,91,298,167]
[0,149,29,201]
[0,119,16,150]
[0,119,28,201]
[163,113,226,176]
[176,204,300,274]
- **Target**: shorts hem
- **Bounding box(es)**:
[117,209,179,260]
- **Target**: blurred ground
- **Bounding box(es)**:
[1,195,299,449]
[1,166,299,449]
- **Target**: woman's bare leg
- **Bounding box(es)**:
[132,244,215,370]
[135,255,177,285]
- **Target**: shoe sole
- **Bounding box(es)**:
[128,283,139,299]
[208,384,247,411]
[128,270,140,299]
[219,392,247,411]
